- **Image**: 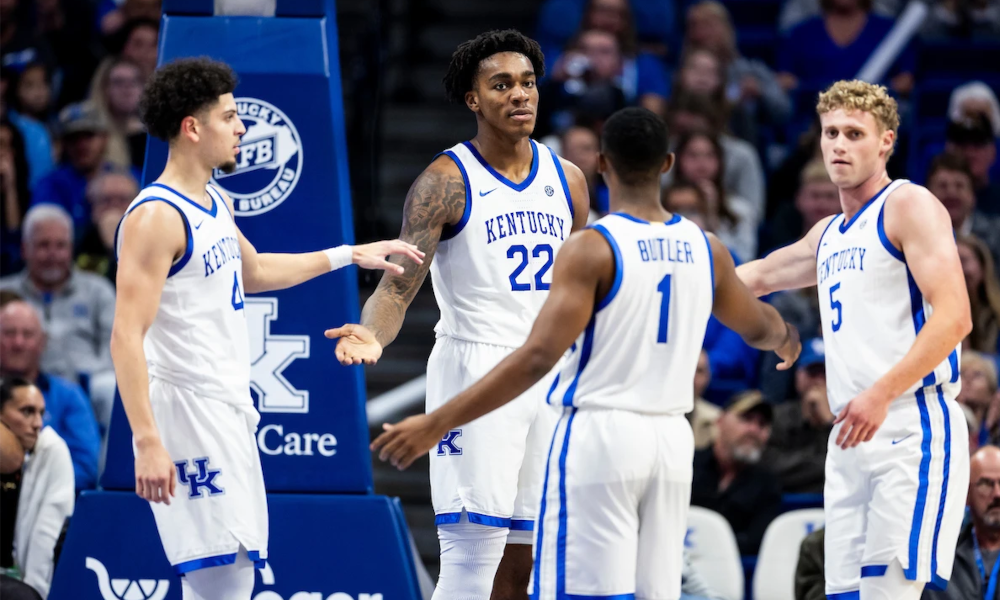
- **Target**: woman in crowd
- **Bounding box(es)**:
[958,234,1000,354]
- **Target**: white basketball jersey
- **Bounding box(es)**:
[547,213,714,415]
[430,140,575,347]
[115,183,251,406]
[816,180,960,416]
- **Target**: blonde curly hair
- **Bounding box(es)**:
[817,80,900,158]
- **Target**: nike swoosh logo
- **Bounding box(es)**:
[892,433,914,445]
[194,221,204,230]
[479,188,497,197]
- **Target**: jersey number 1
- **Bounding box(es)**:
[232,272,245,311]
[656,274,671,344]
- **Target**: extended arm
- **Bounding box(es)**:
[371,229,611,469]
[737,215,834,297]
[109,202,182,504]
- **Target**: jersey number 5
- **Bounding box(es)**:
[829,282,842,332]
[508,244,554,291]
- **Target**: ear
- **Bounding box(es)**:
[179,115,200,143]
[597,152,608,175]
[661,152,675,174]
[881,128,895,158]
[465,90,480,114]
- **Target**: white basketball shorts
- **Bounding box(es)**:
[426,335,560,534]
[139,376,269,575]
[531,407,694,600]
[825,384,969,597]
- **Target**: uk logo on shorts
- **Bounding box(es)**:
[175,457,224,499]
[211,97,303,217]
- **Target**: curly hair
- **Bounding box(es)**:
[817,80,899,156]
[139,57,238,142]
[442,29,545,104]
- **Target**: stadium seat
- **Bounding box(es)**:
[752,508,826,600]
[687,506,745,600]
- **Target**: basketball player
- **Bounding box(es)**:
[326,30,589,600]
[737,80,973,599]
[367,107,800,599]
[110,58,423,600]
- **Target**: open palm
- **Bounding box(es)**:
[325,323,383,365]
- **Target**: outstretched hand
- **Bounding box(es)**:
[370,414,446,470]
[325,323,383,365]
[774,323,802,371]
[353,240,424,275]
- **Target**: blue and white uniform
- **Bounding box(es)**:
[531,212,713,600]
[816,179,968,595]
[115,183,268,575]
[426,139,574,533]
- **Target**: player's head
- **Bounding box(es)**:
[443,30,545,138]
[816,80,899,189]
[598,107,673,190]
[139,57,245,173]
[716,390,771,465]
[970,445,1000,529]
[0,377,44,451]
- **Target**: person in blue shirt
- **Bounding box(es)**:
[0,299,100,491]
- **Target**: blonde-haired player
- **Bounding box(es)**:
[739,80,972,599]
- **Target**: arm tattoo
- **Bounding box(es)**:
[360,167,466,347]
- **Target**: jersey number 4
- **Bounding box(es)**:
[232,272,245,311]
[508,244,554,291]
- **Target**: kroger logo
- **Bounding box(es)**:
[85,557,169,600]
[212,97,303,217]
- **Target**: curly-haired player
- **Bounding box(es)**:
[739,79,973,599]
[327,30,590,600]
[111,57,423,600]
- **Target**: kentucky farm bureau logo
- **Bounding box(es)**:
[211,97,302,217]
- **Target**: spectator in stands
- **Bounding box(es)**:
[950,82,1000,137]
[665,93,765,221]
[958,350,999,448]
[99,0,162,39]
[117,19,159,82]
[77,170,137,285]
[672,131,757,261]
[957,234,1000,354]
[963,403,982,455]
[763,159,841,254]
[0,300,99,491]
[559,124,607,220]
[920,0,1000,39]
[683,1,792,148]
[688,350,722,450]
[763,338,833,494]
[780,0,901,31]
[928,152,1000,271]
[759,286,823,402]
[922,445,1000,600]
[663,181,710,230]
[89,57,146,170]
[0,378,74,599]
[691,390,782,555]
[31,101,123,245]
[0,67,54,191]
[776,0,915,96]
[946,114,1000,215]
[795,527,826,600]
[9,63,54,133]
[1,117,30,276]
[0,205,117,383]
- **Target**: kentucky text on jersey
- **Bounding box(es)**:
[637,238,695,264]
[202,236,242,277]
[485,210,565,244]
[818,246,866,285]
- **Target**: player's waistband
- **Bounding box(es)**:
[433,332,523,351]
[147,367,253,408]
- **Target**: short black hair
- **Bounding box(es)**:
[927,152,975,187]
[443,29,545,104]
[601,107,670,185]
[139,57,238,141]
[0,377,33,409]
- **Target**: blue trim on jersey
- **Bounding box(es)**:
[147,182,218,217]
[548,147,575,220]
[611,212,682,226]
[462,139,539,192]
[562,316,596,406]
[174,552,237,575]
[556,407,579,597]
[928,573,948,591]
[246,550,266,569]
[838,181,892,233]
[905,386,933,581]
[860,564,888,578]
[546,372,562,406]
[437,150,472,241]
[906,267,938,387]
[468,512,512,528]
[116,198,194,278]
[434,512,462,526]
[207,185,234,220]
[948,350,959,383]
[816,216,840,261]
[876,201,904,262]
[702,229,715,304]
[590,224,623,311]
[826,592,859,600]
[534,410,565,598]
[930,385,952,584]
[510,519,534,531]
[561,595,635,599]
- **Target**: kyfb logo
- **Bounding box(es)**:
[85,557,169,600]
[212,97,302,217]
[254,562,383,600]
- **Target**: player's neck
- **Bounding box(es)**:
[839,170,891,223]
[608,183,671,222]
[157,150,215,209]
[976,522,1000,551]
[469,132,534,181]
